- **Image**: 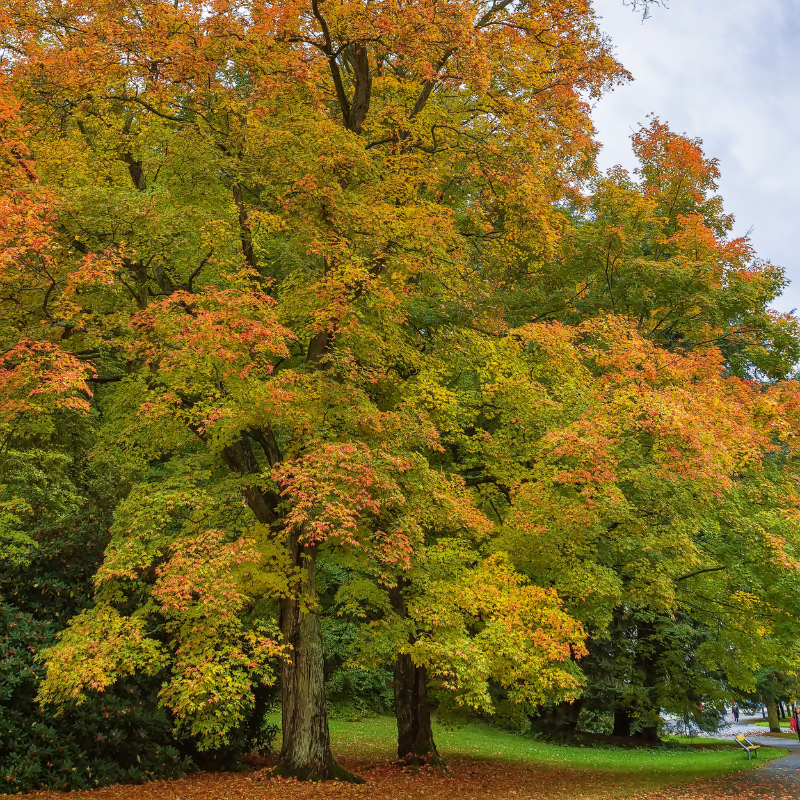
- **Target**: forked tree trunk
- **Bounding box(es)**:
[273,542,363,782]
[394,654,443,768]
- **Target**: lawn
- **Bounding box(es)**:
[325,715,781,783]
[8,716,787,800]
[754,719,792,728]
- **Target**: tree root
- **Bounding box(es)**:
[270,758,365,783]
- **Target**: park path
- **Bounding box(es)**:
[642,724,800,799]
[714,719,800,796]
[738,727,800,792]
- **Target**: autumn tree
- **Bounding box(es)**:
[4,0,794,774]
[0,0,630,780]
[426,314,800,738]
[502,119,800,381]
[485,122,800,736]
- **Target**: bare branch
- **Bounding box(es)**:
[624,0,668,20]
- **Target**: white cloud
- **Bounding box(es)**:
[591,0,800,311]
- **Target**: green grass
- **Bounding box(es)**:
[312,715,788,788]
[662,736,737,745]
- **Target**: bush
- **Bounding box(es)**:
[577,707,613,735]
[322,617,394,717]
[0,513,195,793]
[0,604,191,793]
[0,455,277,791]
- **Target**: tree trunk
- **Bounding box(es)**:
[612,708,632,737]
[220,430,353,780]
[766,700,780,733]
[273,542,363,782]
[555,699,583,734]
[635,721,660,744]
[530,699,583,736]
[629,618,662,744]
[394,654,443,769]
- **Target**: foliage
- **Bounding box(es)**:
[0,605,188,794]
[0,0,632,750]
[0,510,193,794]
[319,611,393,717]
[509,119,800,380]
[1,0,800,783]
[309,562,394,719]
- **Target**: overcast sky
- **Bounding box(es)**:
[590,0,800,313]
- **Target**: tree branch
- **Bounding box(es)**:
[675,566,726,582]
[409,0,515,120]
[311,0,352,129]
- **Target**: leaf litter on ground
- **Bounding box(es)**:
[9,754,799,800]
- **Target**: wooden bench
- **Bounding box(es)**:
[734,734,761,759]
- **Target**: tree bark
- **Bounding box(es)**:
[612,708,632,737]
[272,541,363,782]
[553,699,583,734]
[530,699,583,736]
[394,654,442,769]
[766,700,780,733]
[219,431,359,779]
[634,721,660,744]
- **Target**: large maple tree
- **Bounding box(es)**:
[3,0,800,781]
[0,0,630,781]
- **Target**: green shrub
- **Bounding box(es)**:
[322,617,393,716]
[0,512,196,794]
[0,604,191,793]
[577,707,614,735]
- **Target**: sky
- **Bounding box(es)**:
[590,0,800,313]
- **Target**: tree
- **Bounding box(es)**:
[407,307,800,738]
[335,537,586,766]
[505,119,800,380]
[466,118,800,738]
[0,0,628,780]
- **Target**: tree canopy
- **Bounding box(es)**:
[1,0,799,787]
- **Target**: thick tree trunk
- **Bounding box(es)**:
[766,700,780,733]
[553,699,583,734]
[394,654,443,769]
[273,542,363,782]
[530,699,583,736]
[635,721,660,744]
[220,423,351,780]
[389,580,443,770]
[612,708,632,737]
